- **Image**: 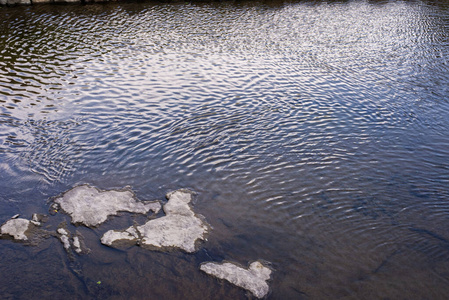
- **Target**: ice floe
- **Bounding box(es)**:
[1,185,274,297]
[53,184,161,227]
[101,189,209,253]
[200,260,272,299]
[57,227,71,250]
[0,218,32,241]
[101,226,140,246]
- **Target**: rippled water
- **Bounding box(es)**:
[1,0,449,298]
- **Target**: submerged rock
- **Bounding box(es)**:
[53,185,161,227]
[0,218,32,241]
[101,189,209,253]
[200,260,272,299]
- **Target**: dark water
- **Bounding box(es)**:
[1,0,449,298]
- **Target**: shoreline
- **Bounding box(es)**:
[1,0,230,6]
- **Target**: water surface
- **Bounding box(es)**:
[1,0,449,298]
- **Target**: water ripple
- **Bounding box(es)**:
[1,1,449,298]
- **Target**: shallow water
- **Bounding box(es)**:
[1,0,449,298]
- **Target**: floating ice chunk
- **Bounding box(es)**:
[54,185,161,227]
[0,218,31,241]
[31,213,42,226]
[101,189,209,253]
[136,213,206,252]
[200,261,272,299]
[72,236,82,253]
[56,227,90,255]
[57,228,71,250]
[57,228,69,235]
[137,190,209,252]
[101,226,139,245]
[1,215,48,243]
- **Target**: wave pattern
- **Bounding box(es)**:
[1,1,449,298]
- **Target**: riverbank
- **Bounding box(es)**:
[2,0,98,5]
[1,0,195,6]
[0,0,237,6]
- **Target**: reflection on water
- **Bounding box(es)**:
[1,0,449,298]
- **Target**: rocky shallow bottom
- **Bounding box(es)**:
[0,185,273,298]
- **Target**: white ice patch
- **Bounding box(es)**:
[72,236,82,253]
[0,218,31,241]
[54,185,161,227]
[101,190,209,253]
[101,227,139,245]
[57,228,71,250]
[200,261,272,299]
